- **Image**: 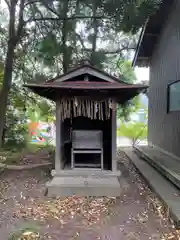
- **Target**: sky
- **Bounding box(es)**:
[135,67,149,82]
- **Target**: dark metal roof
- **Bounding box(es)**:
[47,62,124,83]
[25,81,146,90]
[24,81,148,102]
[24,63,148,102]
[133,0,174,67]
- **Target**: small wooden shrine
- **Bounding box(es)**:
[25,62,147,197]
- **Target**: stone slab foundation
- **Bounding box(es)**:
[46,174,121,197]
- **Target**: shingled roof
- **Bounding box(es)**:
[132,0,174,67]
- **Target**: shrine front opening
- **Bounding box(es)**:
[57,97,116,172]
[62,115,112,170]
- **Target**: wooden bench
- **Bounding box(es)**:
[71,130,103,169]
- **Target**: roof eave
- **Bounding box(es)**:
[24,83,148,103]
[135,57,150,67]
[132,23,148,67]
[133,0,175,67]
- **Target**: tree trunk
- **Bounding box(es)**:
[0,41,15,147]
[90,1,98,64]
[62,0,70,73]
[0,0,23,147]
[0,89,9,147]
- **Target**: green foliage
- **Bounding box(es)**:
[1,73,54,149]
[112,0,162,34]
[0,64,28,148]
[90,51,107,69]
[116,59,140,120]
[117,96,141,121]
[1,77,54,148]
[27,99,55,123]
[3,86,27,149]
[117,59,137,83]
[28,0,162,72]
[36,33,63,66]
[25,143,55,159]
[0,0,159,146]
[0,149,22,165]
[117,106,148,144]
[117,121,147,144]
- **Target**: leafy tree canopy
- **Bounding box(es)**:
[0,0,161,146]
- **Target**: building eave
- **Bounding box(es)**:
[133,0,174,67]
[132,24,147,67]
[24,82,148,102]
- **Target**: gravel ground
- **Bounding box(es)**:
[0,151,178,240]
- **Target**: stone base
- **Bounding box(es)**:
[46,172,121,197]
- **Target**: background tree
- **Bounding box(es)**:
[117,120,148,146]
[116,59,141,121]
[117,106,148,145]
[0,0,161,147]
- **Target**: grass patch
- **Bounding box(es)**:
[0,150,22,165]
[8,225,40,240]
[0,143,54,165]
[116,128,121,137]
[26,143,55,155]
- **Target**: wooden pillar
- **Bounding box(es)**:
[55,100,62,171]
[111,101,117,172]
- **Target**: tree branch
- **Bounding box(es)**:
[83,46,135,54]
[27,1,51,37]
[76,33,86,49]
[4,0,10,11]
[133,124,147,146]
[26,15,107,23]
[40,0,60,18]
[24,0,40,7]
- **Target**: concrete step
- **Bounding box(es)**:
[51,169,121,178]
[124,148,180,228]
[46,176,121,197]
[134,146,180,190]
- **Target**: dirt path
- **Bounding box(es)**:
[0,152,177,240]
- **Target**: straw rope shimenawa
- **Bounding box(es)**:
[59,97,116,121]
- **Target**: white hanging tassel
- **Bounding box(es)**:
[95,102,98,113]
[101,101,104,120]
[58,97,113,121]
[109,99,112,109]
[91,100,93,119]
[74,97,78,107]
[108,99,112,118]
[112,101,116,112]
[87,100,90,118]
[94,101,98,119]
[73,98,76,118]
